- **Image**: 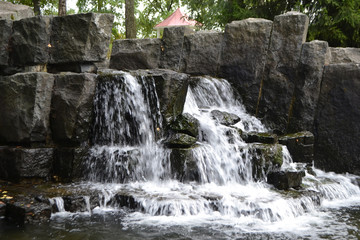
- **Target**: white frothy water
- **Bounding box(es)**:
[52,73,360,237]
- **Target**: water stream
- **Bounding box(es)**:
[3,71,359,239]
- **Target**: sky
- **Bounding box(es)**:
[67,0,78,11]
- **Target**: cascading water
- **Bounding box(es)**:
[49,72,360,239]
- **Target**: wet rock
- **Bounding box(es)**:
[181,31,223,75]
[329,47,360,64]
[219,18,273,114]
[0,72,54,144]
[210,110,240,126]
[50,73,96,146]
[49,13,114,65]
[164,133,197,148]
[160,26,185,71]
[0,1,34,21]
[247,144,283,181]
[314,64,360,174]
[242,132,278,144]
[267,170,305,190]
[10,16,52,66]
[0,147,54,182]
[170,147,200,182]
[257,12,309,133]
[279,131,314,164]
[110,38,161,70]
[110,194,139,209]
[0,20,12,67]
[168,113,199,138]
[288,40,328,132]
[131,69,189,121]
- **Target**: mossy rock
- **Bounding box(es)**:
[267,170,306,190]
[210,110,240,126]
[168,113,199,138]
[242,132,278,144]
[164,133,197,148]
[170,147,200,182]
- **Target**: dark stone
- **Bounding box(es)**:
[110,38,161,70]
[0,147,54,182]
[247,144,283,181]
[279,131,314,164]
[257,12,309,133]
[160,26,185,71]
[10,16,52,66]
[288,40,328,132]
[169,113,199,138]
[267,170,305,190]
[242,132,278,144]
[50,73,96,146]
[111,194,139,209]
[49,13,114,64]
[0,73,54,144]
[164,133,197,148]
[314,64,360,174]
[0,20,12,66]
[170,147,200,182]
[219,18,273,114]
[47,62,98,74]
[210,110,240,126]
[181,31,223,75]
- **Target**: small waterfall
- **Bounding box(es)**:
[49,197,66,212]
[73,72,360,234]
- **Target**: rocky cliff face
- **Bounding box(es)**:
[0,9,359,181]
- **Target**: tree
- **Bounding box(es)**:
[58,0,66,16]
[125,0,136,38]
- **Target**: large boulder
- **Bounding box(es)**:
[50,73,97,146]
[314,64,360,174]
[110,38,161,70]
[288,40,328,132]
[0,72,54,144]
[219,18,273,114]
[49,13,114,64]
[10,16,52,66]
[170,147,200,182]
[267,170,305,190]
[0,1,34,21]
[329,47,360,64]
[160,26,185,71]
[0,20,12,66]
[257,12,309,133]
[210,110,240,126]
[0,147,54,182]
[168,113,199,138]
[180,31,223,76]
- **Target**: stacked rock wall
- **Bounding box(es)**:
[0,12,114,182]
[110,12,360,174]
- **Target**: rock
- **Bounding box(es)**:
[0,147,54,182]
[279,131,314,164]
[160,26,185,71]
[314,64,360,174]
[170,147,200,182]
[10,16,52,66]
[131,69,189,121]
[0,1,34,21]
[0,72,54,144]
[247,144,283,181]
[329,47,360,64]
[110,38,161,70]
[168,113,199,138]
[164,133,197,148]
[181,31,223,75]
[219,18,273,114]
[50,73,96,146]
[49,13,114,64]
[267,170,305,190]
[288,40,328,132]
[210,110,240,126]
[242,132,278,144]
[257,12,309,133]
[0,20,12,66]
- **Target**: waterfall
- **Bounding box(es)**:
[77,72,360,234]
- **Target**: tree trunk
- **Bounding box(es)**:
[125,0,136,39]
[33,0,41,16]
[58,0,67,16]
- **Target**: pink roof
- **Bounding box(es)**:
[155,8,198,29]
